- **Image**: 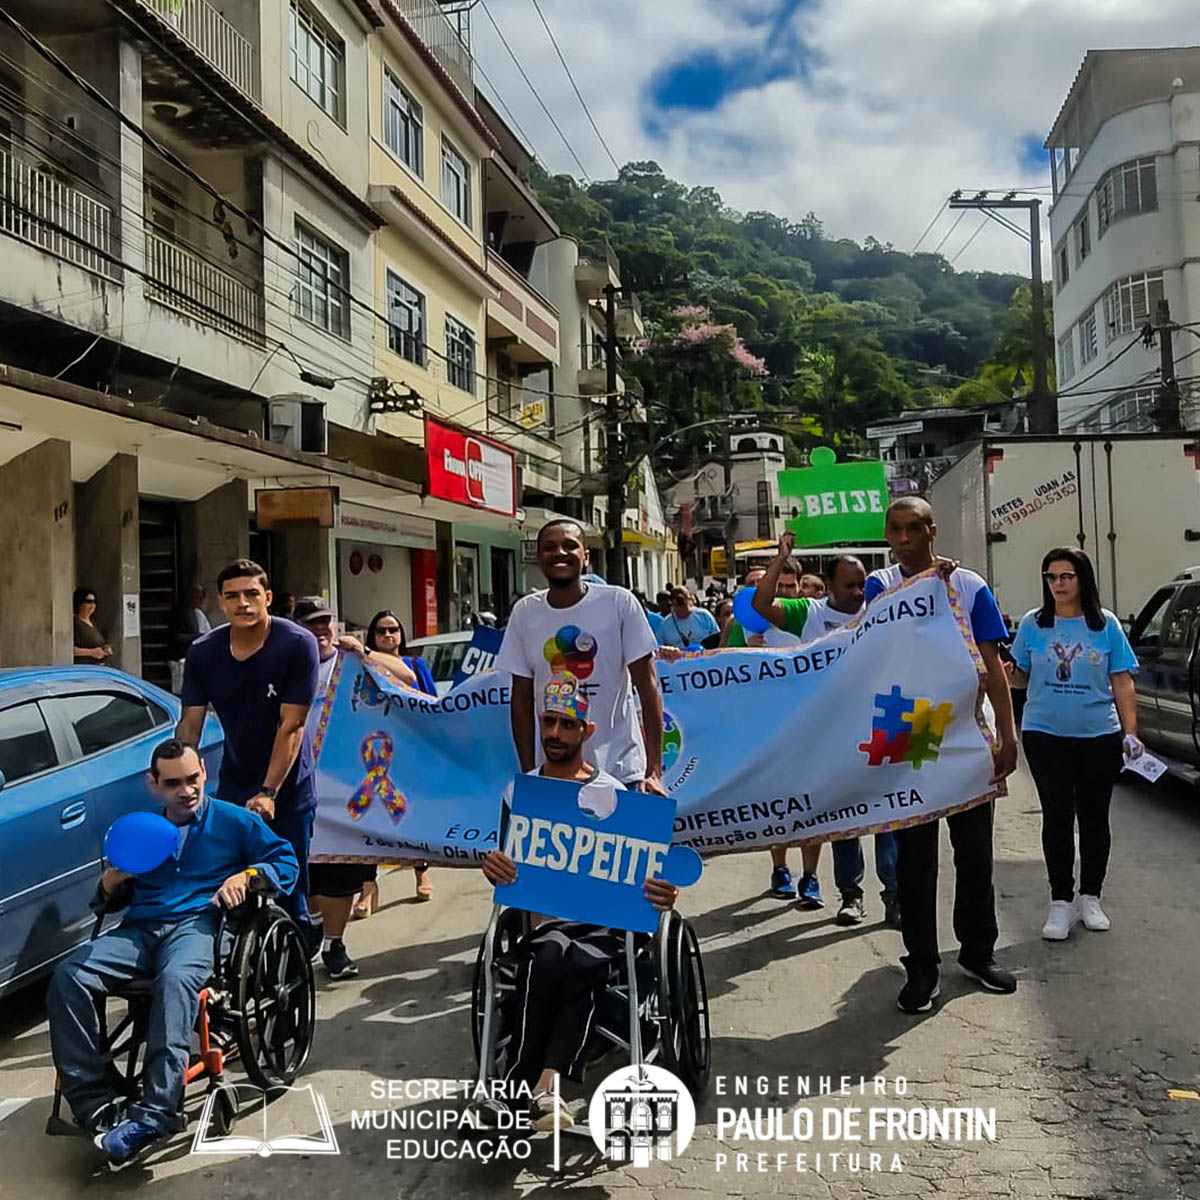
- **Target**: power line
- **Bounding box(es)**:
[911,199,949,253]
[478,0,591,182]
[931,210,968,256]
[950,216,989,265]
[528,0,621,175]
[1055,332,1147,399]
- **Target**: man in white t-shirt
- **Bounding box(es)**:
[496,519,665,792]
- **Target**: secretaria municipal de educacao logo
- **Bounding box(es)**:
[662,711,683,772]
[587,1064,695,1168]
[858,686,955,769]
[543,625,598,680]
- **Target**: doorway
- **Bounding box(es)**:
[454,543,479,629]
[490,546,515,621]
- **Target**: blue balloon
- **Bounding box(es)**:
[685,644,703,654]
[104,811,179,875]
[732,585,771,634]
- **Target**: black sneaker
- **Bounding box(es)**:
[321,938,359,980]
[836,895,865,926]
[897,966,940,1013]
[882,892,902,929]
[959,957,1016,994]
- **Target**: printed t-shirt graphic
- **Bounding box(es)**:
[496,584,658,785]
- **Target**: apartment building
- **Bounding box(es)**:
[1046,47,1200,432]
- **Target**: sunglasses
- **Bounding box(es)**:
[375,625,402,634]
[1043,572,1077,583]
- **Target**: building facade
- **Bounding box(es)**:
[1046,48,1200,432]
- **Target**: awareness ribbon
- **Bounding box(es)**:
[347,732,407,824]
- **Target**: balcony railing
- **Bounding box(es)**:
[391,0,473,96]
[145,227,264,343]
[0,145,117,279]
[144,0,259,101]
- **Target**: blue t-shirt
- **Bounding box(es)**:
[182,618,319,810]
[1011,609,1138,738]
[657,607,720,648]
[865,565,1008,645]
[645,610,665,636]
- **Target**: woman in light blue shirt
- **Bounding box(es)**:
[1011,547,1142,942]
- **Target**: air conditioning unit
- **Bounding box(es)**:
[266,395,327,454]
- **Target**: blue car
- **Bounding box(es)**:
[0,667,223,998]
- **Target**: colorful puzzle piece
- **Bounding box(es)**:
[858,728,912,766]
[871,686,915,739]
[905,729,943,769]
[902,699,955,738]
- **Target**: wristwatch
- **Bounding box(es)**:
[259,785,278,800]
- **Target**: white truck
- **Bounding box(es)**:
[930,432,1200,627]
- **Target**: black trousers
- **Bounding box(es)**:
[502,921,622,1091]
[895,801,998,970]
[1022,730,1123,901]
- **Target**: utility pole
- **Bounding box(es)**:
[603,282,626,586]
[948,192,1055,433]
[1155,298,1182,431]
[721,386,737,593]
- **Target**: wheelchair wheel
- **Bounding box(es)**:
[470,908,529,1066]
[657,912,711,1097]
[232,906,316,1090]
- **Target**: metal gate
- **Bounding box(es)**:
[139,501,179,690]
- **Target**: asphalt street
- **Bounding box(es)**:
[2,766,1199,1198]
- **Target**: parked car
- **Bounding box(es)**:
[0,667,223,998]
[407,631,475,697]
[1127,567,1200,783]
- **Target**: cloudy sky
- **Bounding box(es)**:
[473,0,1198,275]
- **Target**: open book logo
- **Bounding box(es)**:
[190,1083,340,1157]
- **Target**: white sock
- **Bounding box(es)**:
[322,936,340,951]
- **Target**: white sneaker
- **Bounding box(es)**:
[1078,894,1110,931]
[1041,900,1073,940]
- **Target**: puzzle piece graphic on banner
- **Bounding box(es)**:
[903,699,955,738]
[858,727,912,765]
[871,686,916,739]
[905,729,943,769]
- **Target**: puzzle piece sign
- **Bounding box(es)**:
[778,447,888,547]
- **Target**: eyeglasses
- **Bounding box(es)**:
[1043,572,1077,583]
[375,625,401,634]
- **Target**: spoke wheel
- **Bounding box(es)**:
[471,908,528,1066]
[658,914,711,1096]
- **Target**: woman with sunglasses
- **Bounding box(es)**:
[73,587,113,666]
[340,610,437,908]
[1011,548,1142,942]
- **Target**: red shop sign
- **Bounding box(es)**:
[424,415,517,517]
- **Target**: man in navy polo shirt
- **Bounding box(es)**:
[176,559,318,931]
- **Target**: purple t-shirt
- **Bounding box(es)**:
[182,618,319,811]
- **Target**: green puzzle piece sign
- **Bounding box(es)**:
[778,447,888,547]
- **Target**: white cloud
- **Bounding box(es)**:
[475,1,1200,275]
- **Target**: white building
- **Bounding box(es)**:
[1046,47,1200,432]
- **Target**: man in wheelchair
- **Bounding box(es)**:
[478,675,678,1133]
[47,738,299,1170]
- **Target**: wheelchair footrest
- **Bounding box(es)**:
[45,1114,86,1138]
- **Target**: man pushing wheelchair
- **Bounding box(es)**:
[47,738,298,1170]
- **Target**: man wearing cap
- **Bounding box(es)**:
[476,675,678,1133]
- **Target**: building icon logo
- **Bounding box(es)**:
[587,1064,695,1168]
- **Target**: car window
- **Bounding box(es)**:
[415,640,470,683]
[49,693,167,757]
[1163,585,1200,651]
[1130,587,1175,649]
[0,702,57,784]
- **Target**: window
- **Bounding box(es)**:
[1131,586,1174,647]
[383,67,423,175]
[1074,211,1091,265]
[445,314,475,392]
[386,270,426,365]
[1056,241,1069,290]
[1102,387,1156,433]
[1078,307,1098,365]
[1057,330,1075,382]
[1103,271,1164,342]
[0,702,56,784]
[50,693,163,757]
[1097,157,1157,236]
[289,0,344,124]
[756,480,771,538]
[295,221,350,339]
[1163,585,1200,650]
[440,135,472,227]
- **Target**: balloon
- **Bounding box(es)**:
[103,811,179,875]
[732,586,771,634]
[685,644,703,654]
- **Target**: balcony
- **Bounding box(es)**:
[0,144,118,280]
[575,245,621,301]
[144,227,264,343]
[391,0,473,97]
[142,0,259,101]
[884,456,956,496]
[485,249,559,367]
[615,292,643,340]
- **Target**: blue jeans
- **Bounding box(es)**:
[47,911,219,1133]
[267,806,314,928]
[832,833,899,899]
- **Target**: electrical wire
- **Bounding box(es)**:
[911,199,949,253]
[1055,332,1148,398]
[950,216,989,265]
[528,0,621,175]
[931,210,968,256]
[478,0,591,182]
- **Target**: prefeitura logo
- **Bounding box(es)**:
[858,686,955,769]
[587,1065,696,1168]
